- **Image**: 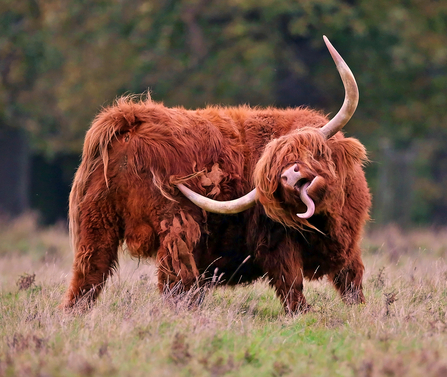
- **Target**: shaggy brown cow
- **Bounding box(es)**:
[62,36,370,312]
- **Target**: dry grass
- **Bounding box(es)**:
[0,215,447,376]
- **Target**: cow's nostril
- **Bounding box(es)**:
[281,164,301,188]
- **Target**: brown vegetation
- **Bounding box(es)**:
[0,216,446,376]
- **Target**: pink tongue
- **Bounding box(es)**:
[296,182,315,219]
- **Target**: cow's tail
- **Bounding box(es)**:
[69,94,152,254]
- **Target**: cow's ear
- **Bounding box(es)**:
[332,137,368,169]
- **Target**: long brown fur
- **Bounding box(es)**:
[62,94,371,313]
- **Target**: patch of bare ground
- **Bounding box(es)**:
[0,216,446,376]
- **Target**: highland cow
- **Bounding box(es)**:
[62,36,370,313]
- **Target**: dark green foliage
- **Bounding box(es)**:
[1,0,447,224]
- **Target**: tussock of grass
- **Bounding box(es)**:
[0,216,447,376]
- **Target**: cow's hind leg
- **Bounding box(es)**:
[62,199,121,309]
[330,253,365,304]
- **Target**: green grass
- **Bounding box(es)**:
[1,215,447,376]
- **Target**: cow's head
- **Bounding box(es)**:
[251,125,367,229]
[177,36,360,226]
[252,128,335,228]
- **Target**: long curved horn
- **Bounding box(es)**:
[177,183,257,214]
[177,36,356,214]
[319,36,359,139]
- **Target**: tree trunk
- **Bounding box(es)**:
[374,139,416,227]
[0,126,30,216]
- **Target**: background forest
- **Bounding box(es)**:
[1,0,447,226]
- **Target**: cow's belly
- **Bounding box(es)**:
[194,213,263,285]
[301,246,348,280]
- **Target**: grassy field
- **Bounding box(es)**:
[1,214,447,377]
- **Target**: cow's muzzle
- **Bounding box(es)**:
[281,164,317,219]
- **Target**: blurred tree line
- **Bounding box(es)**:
[1,0,446,226]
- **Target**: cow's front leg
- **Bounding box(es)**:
[330,252,365,304]
[260,240,309,313]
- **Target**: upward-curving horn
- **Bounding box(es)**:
[177,183,257,214]
[177,36,357,214]
[319,36,359,139]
